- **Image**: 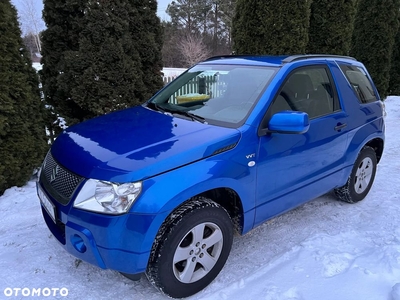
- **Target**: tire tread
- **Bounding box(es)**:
[334,146,377,204]
[146,197,232,298]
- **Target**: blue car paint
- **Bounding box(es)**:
[39,128,257,273]
[254,109,350,225]
[328,60,385,178]
[37,55,385,277]
[267,111,309,133]
[51,106,241,182]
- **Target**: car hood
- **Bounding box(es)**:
[51,106,240,182]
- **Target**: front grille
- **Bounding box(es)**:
[40,151,85,205]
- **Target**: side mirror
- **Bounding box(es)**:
[266,111,309,134]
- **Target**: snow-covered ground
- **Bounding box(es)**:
[0,97,399,300]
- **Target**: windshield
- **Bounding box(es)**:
[148,64,277,127]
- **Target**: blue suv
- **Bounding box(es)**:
[37,55,385,298]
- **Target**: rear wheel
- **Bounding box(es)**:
[146,197,233,298]
[334,146,377,203]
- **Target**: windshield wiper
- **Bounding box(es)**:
[173,111,207,124]
[146,102,166,112]
[146,102,207,124]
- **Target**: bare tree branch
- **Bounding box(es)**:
[18,0,45,52]
[178,34,211,67]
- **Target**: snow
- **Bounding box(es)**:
[162,67,186,78]
[32,62,42,71]
[162,68,186,84]
[392,283,400,300]
[0,97,399,299]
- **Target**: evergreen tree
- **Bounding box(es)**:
[307,0,356,55]
[41,0,163,126]
[0,0,47,195]
[207,0,235,54]
[232,0,311,55]
[167,0,206,34]
[162,21,186,67]
[389,23,400,95]
[220,0,237,51]
[40,0,86,134]
[128,0,164,101]
[166,0,235,58]
[351,0,400,98]
[60,0,144,121]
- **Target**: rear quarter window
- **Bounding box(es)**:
[339,64,378,103]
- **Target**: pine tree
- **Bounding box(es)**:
[351,0,400,98]
[41,0,163,126]
[389,23,400,95]
[232,0,311,55]
[40,0,86,134]
[220,0,237,52]
[60,0,144,120]
[0,0,47,195]
[165,0,235,57]
[128,0,164,101]
[162,21,186,67]
[307,0,357,55]
[166,0,206,34]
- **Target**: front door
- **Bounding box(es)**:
[254,65,349,225]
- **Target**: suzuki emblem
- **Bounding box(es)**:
[50,165,60,183]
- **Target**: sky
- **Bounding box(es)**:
[0,96,399,299]
[157,0,172,20]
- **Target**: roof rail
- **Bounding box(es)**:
[204,54,264,61]
[282,54,356,63]
[203,54,357,64]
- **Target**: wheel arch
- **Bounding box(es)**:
[344,131,384,175]
[136,184,250,262]
[334,145,378,203]
[337,134,384,190]
[155,188,245,238]
[364,137,384,163]
[197,188,244,235]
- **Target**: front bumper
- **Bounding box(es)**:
[37,182,158,275]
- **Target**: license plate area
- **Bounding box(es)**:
[38,186,56,223]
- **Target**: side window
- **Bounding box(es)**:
[269,67,338,119]
[339,65,378,103]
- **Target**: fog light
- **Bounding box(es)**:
[71,234,87,253]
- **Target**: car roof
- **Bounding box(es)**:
[200,54,357,67]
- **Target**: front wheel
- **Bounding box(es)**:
[146,198,233,298]
[334,146,377,203]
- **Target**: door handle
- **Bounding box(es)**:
[334,123,347,131]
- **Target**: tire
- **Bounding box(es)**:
[334,146,377,203]
[146,197,233,298]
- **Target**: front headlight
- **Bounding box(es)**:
[73,179,142,214]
